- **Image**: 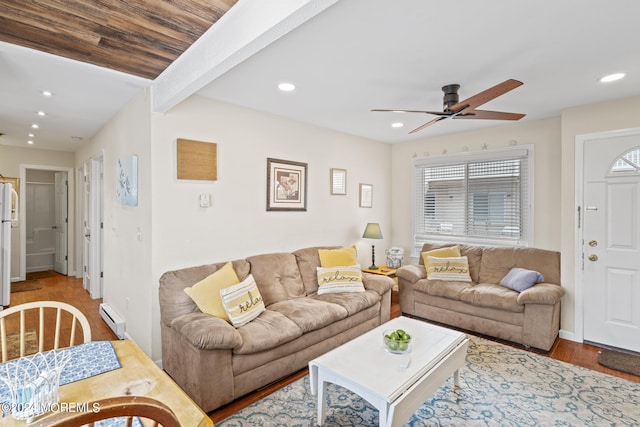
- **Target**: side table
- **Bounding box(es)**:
[362,265,397,277]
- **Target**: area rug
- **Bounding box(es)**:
[10,279,42,293]
[218,336,640,426]
[3,329,39,360]
[599,348,640,377]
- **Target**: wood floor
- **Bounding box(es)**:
[10,273,639,424]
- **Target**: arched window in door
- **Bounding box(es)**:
[610,146,640,174]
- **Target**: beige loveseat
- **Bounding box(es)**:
[397,243,564,351]
[159,246,395,412]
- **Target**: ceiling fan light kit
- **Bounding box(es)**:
[372,79,526,134]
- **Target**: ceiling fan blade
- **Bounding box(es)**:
[371,108,451,116]
[453,110,526,121]
[409,116,447,134]
[448,79,523,112]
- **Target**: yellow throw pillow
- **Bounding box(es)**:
[426,256,472,282]
[183,262,240,320]
[421,246,461,270]
[220,274,265,327]
[318,247,358,267]
[316,265,365,294]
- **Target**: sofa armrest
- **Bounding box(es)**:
[362,273,395,295]
[396,264,426,284]
[517,283,565,305]
[170,312,242,350]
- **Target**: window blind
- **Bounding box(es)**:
[413,148,531,253]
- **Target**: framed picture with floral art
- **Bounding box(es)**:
[267,158,307,211]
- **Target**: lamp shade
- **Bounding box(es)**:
[362,223,383,239]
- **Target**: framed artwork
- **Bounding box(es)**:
[176,138,217,181]
[116,155,138,206]
[359,183,373,208]
[330,168,347,195]
[267,158,307,211]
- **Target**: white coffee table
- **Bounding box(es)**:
[309,316,468,427]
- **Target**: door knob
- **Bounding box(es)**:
[588,240,598,247]
[588,254,598,261]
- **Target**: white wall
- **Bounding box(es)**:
[559,95,640,339]
[149,96,392,359]
[390,117,562,256]
[75,89,153,353]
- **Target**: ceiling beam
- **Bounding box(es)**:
[151,0,339,113]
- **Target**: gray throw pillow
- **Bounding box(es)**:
[500,267,544,292]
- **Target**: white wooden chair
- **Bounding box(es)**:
[30,396,181,427]
[0,301,92,362]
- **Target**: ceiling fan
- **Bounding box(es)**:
[372,79,525,134]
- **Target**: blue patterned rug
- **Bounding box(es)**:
[218,336,640,426]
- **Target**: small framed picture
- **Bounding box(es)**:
[330,168,347,195]
[359,183,373,208]
[267,158,307,211]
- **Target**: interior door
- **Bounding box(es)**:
[54,172,68,275]
[582,132,640,352]
[83,161,92,292]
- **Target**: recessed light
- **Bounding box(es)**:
[278,82,296,92]
[28,133,35,137]
[41,90,53,97]
[31,124,39,129]
[391,122,404,128]
[27,140,34,145]
[600,73,625,83]
[37,111,46,116]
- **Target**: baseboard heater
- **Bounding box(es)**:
[99,303,126,339]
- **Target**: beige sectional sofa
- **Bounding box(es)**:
[397,243,565,351]
[159,246,395,412]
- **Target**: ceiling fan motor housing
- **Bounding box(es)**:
[442,84,460,111]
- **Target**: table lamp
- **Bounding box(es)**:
[362,223,383,270]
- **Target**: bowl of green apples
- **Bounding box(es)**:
[383,328,412,354]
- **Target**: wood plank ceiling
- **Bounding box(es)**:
[0,0,238,79]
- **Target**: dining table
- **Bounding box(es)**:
[0,340,213,426]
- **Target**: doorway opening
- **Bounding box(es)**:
[19,165,74,281]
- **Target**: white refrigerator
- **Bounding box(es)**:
[1,182,18,307]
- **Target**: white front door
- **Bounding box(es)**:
[54,172,68,275]
[582,132,640,352]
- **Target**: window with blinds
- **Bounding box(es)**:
[413,147,532,252]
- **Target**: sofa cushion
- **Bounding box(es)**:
[247,252,306,305]
[316,265,365,294]
[318,247,358,267]
[479,246,561,285]
[311,290,380,316]
[269,297,348,333]
[221,274,265,327]
[459,283,524,313]
[500,267,544,292]
[159,259,251,326]
[293,246,340,295]
[183,261,240,320]
[419,243,483,283]
[421,245,461,270]
[414,278,473,301]
[426,256,472,282]
[234,310,303,355]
